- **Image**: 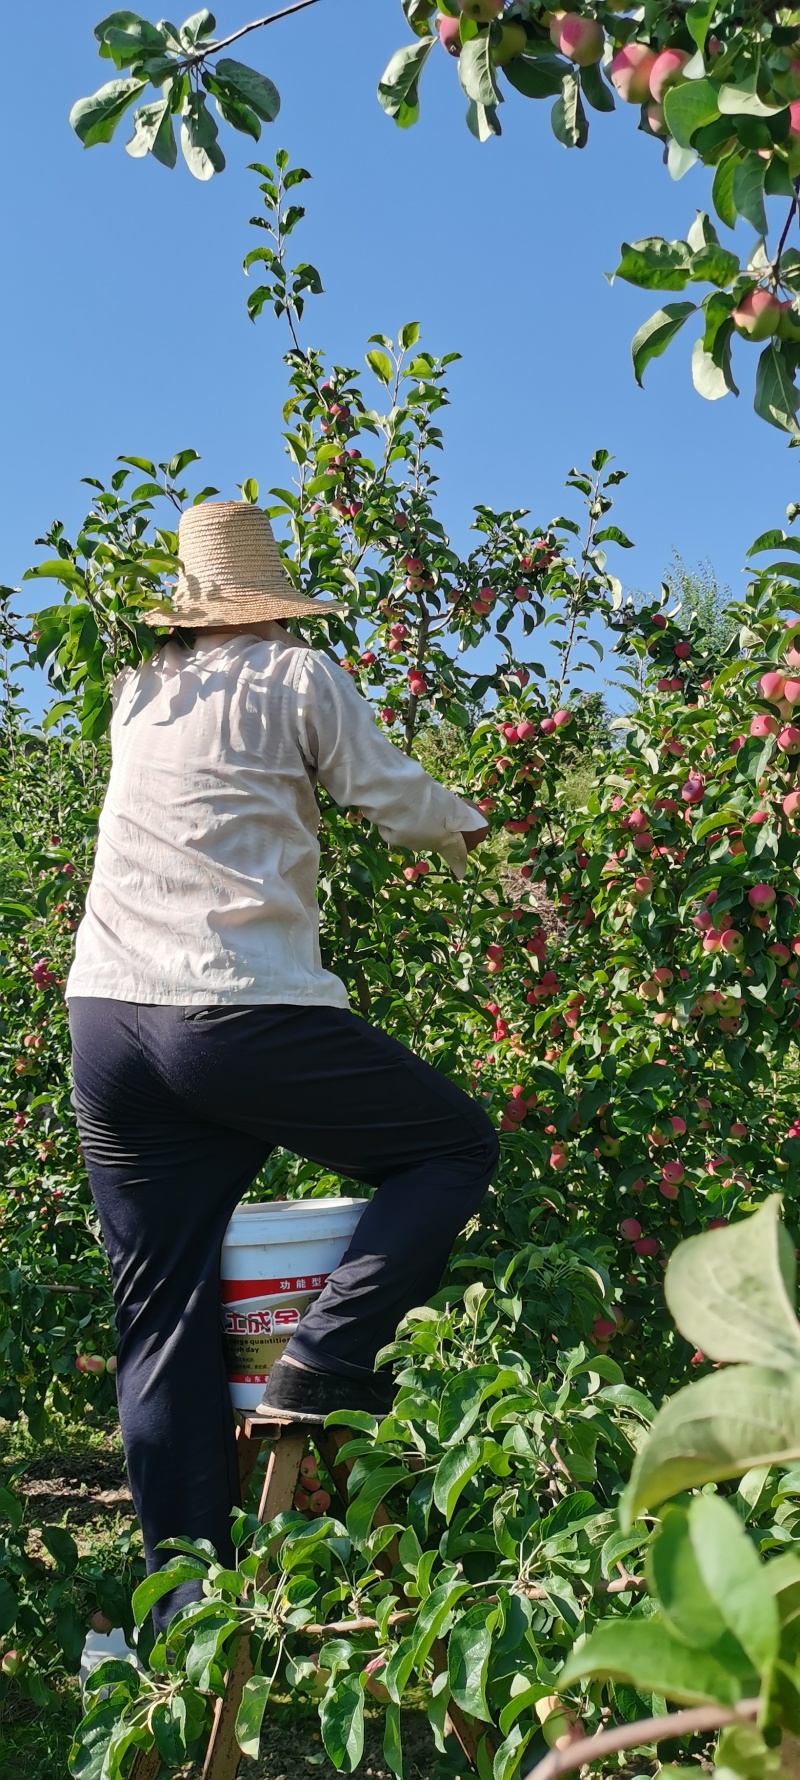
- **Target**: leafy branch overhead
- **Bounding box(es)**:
[71,4,800,430]
[70,7,292,179]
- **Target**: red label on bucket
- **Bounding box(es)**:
[220,1273,329,1303]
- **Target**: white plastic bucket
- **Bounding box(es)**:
[220,1197,367,1411]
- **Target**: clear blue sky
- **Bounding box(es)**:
[2,0,798,701]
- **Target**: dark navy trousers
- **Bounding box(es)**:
[68,1000,498,1619]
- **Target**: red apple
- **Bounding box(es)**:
[437,13,462,54]
[610,43,657,102]
[732,290,787,342]
[649,46,690,102]
[556,14,604,64]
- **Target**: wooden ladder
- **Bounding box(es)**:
[130,1415,484,1780]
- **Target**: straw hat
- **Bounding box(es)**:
[143,501,347,628]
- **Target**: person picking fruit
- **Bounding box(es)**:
[66,501,495,1626]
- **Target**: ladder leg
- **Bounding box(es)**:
[235,1418,265,1501]
[202,1429,307,1780]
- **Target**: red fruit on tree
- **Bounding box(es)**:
[620,1217,642,1241]
[610,43,657,102]
[732,290,787,342]
[437,14,462,54]
[556,14,604,64]
[649,46,691,102]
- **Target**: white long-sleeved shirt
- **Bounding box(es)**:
[65,626,486,1007]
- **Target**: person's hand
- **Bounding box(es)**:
[461,800,490,854]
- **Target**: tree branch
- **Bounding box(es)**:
[523,1696,760,1780]
[200,0,322,60]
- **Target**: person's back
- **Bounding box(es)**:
[70,624,480,1007]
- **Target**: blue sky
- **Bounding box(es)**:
[2,0,798,709]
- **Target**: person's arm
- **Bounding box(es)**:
[292,651,489,877]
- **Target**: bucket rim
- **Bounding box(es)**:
[227,1195,367,1217]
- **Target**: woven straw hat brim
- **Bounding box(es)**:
[142,500,348,627]
[142,588,346,628]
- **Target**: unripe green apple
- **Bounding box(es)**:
[492,20,527,63]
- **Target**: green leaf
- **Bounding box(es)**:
[180,10,216,49]
[631,303,697,387]
[663,79,720,148]
[57,1601,89,1668]
[689,1495,779,1677]
[559,1616,748,1706]
[615,238,693,292]
[579,61,614,113]
[623,1364,800,1524]
[132,1557,208,1625]
[432,1437,483,1521]
[411,1581,471,1670]
[713,153,739,228]
[448,1605,496,1721]
[438,1367,518,1444]
[377,39,434,125]
[755,341,800,436]
[41,1525,79,1573]
[503,54,565,99]
[686,0,715,51]
[212,88,261,139]
[235,1674,272,1760]
[366,349,394,385]
[399,321,420,349]
[719,84,785,119]
[320,1674,365,1773]
[24,559,85,589]
[458,35,501,108]
[152,1699,188,1764]
[69,77,147,147]
[551,71,588,148]
[383,1702,403,1779]
[180,94,225,180]
[732,154,767,235]
[346,1464,409,1541]
[466,101,502,141]
[665,1199,800,1371]
[692,333,735,400]
[126,98,172,160]
[647,1507,729,1650]
[690,242,740,287]
[214,58,281,122]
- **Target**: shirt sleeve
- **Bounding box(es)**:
[292,650,488,879]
